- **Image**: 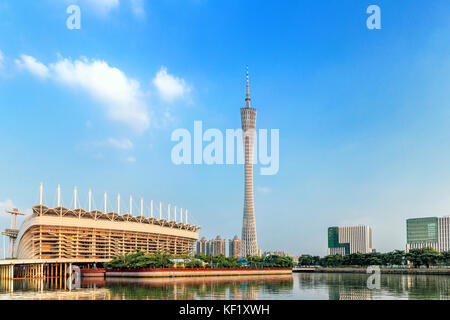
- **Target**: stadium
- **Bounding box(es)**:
[12,185,201,261]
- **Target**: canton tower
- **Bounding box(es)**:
[240,65,258,257]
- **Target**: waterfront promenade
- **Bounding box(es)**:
[295,266,450,275]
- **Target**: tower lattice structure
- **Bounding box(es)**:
[240,65,258,257]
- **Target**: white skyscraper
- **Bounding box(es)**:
[328,225,373,255]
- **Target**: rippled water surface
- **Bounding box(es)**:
[0,273,449,300]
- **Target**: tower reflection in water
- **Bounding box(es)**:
[2,273,448,300]
[0,275,294,300]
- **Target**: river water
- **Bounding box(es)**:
[0,273,449,300]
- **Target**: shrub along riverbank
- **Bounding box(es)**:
[104,250,294,269]
[298,248,450,268]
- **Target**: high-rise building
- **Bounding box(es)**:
[208,235,226,256]
[328,225,372,255]
[406,216,450,252]
[240,66,259,257]
[439,217,450,252]
[206,241,212,256]
[229,235,241,258]
[196,236,208,255]
[263,250,290,257]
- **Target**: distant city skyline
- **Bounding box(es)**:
[195,235,289,258]
[1,1,450,256]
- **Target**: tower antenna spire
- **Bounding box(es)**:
[246,64,251,108]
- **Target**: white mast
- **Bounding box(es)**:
[174,206,177,222]
[74,186,77,209]
[159,202,162,220]
[104,191,107,213]
[180,208,183,223]
[150,200,154,218]
[57,184,61,207]
[186,209,188,224]
[40,182,43,205]
[117,193,121,214]
[88,188,92,211]
[129,195,133,215]
[140,197,143,217]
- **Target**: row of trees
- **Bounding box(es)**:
[194,254,293,268]
[297,248,450,268]
[104,250,294,269]
[105,251,175,269]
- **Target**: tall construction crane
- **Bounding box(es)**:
[1,208,25,258]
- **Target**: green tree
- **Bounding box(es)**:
[185,259,203,268]
[269,255,293,267]
[298,255,313,266]
[195,253,212,265]
[105,250,174,269]
[439,251,450,265]
[311,256,321,266]
[246,255,264,267]
[366,253,383,266]
[319,254,343,267]
[387,250,406,266]
[406,247,440,268]
[211,254,228,268]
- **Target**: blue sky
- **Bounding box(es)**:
[0,0,449,256]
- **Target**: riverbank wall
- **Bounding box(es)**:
[81,269,106,277]
[81,267,292,278]
[313,267,450,275]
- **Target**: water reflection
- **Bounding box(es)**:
[0,273,449,300]
[0,278,111,300]
[296,273,450,300]
[83,275,294,300]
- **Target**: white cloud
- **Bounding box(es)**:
[80,0,120,14]
[0,199,15,220]
[0,50,4,69]
[78,138,134,153]
[130,0,145,18]
[51,57,149,131]
[68,0,146,17]
[15,54,49,78]
[256,186,271,194]
[16,54,194,132]
[17,55,149,132]
[126,156,136,163]
[153,66,190,102]
[107,138,133,150]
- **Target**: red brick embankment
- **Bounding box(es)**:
[86,267,293,278]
